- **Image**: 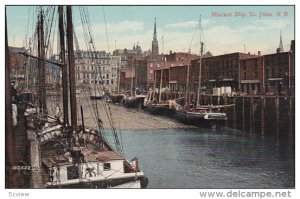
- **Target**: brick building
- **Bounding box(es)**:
[120,57,148,92]
[150,52,199,91]
[263,51,292,95]
[199,52,258,92]
[239,55,264,95]
[239,40,294,95]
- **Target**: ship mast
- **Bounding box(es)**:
[130,59,134,96]
[66,6,77,130]
[5,11,16,188]
[159,35,164,102]
[58,6,69,126]
[37,6,47,114]
[196,15,204,107]
[185,54,190,108]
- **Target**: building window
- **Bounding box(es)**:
[244,72,247,79]
[272,68,275,77]
[266,69,269,78]
[255,71,258,78]
[278,68,281,77]
[104,163,111,171]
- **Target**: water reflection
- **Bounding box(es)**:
[106,127,294,189]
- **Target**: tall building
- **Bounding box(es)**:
[74,50,121,92]
[151,17,159,55]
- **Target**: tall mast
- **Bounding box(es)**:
[159,35,164,102]
[5,11,16,188]
[196,15,203,107]
[66,6,77,130]
[130,59,134,96]
[185,54,190,108]
[159,68,163,102]
[134,59,137,96]
[117,64,121,94]
[37,7,46,113]
[152,67,157,101]
[58,6,69,126]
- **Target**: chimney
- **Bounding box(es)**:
[248,52,250,55]
[258,51,261,56]
[170,50,172,54]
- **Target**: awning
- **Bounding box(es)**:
[268,78,284,81]
[241,80,260,83]
[223,78,234,81]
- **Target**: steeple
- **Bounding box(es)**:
[278,31,284,53]
[152,17,159,55]
[153,17,157,40]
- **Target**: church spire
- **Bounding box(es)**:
[153,17,157,40]
[152,17,159,55]
[278,30,284,53]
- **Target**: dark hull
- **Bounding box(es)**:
[174,110,225,128]
[143,104,175,116]
[123,97,145,109]
[110,94,124,104]
[90,96,103,100]
[47,176,149,189]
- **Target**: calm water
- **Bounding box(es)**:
[107,127,294,189]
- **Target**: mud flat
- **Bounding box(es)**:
[47,95,194,130]
[78,101,194,130]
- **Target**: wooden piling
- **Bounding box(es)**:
[233,97,236,129]
[242,97,245,131]
[261,97,265,138]
[27,130,42,188]
[275,97,279,138]
[289,97,293,139]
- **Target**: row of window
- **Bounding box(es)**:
[77,65,119,72]
[81,80,114,85]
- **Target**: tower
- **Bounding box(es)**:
[278,31,284,53]
[152,17,159,55]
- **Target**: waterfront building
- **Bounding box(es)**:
[75,50,121,92]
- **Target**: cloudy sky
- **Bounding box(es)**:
[6,5,294,56]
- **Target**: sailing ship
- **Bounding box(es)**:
[19,6,148,188]
[173,16,231,127]
[122,59,146,108]
[143,69,175,116]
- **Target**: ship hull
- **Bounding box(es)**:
[174,110,225,128]
[46,176,148,189]
[123,97,145,109]
[143,104,175,116]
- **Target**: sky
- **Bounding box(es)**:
[6,5,295,56]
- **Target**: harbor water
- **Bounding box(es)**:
[106,127,294,189]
